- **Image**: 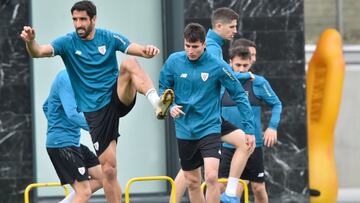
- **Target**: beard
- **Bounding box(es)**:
[76,24,93,39]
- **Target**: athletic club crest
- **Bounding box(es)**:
[78,167,85,175]
[98,45,106,55]
[201,72,209,81]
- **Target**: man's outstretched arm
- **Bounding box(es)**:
[126,43,160,58]
[20,26,53,57]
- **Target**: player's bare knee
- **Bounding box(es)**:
[101,162,117,180]
[184,176,200,191]
[252,183,266,196]
[233,140,247,152]
[224,130,246,149]
[232,140,244,149]
[120,57,140,72]
[204,171,218,186]
[102,167,116,180]
[186,181,201,191]
[118,68,132,81]
[119,60,130,74]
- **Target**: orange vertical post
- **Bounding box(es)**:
[307,28,345,203]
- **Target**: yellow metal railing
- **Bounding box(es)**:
[201,178,249,203]
[125,176,176,203]
[24,182,69,203]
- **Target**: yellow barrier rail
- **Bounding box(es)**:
[125,176,176,203]
[201,178,249,203]
[24,182,69,203]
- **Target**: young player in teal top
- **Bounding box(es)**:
[160,47,254,140]
[44,69,102,203]
[221,46,282,148]
[220,41,282,203]
[170,8,256,203]
[21,1,174,202]
[160,22,254,203]
[208,9,259,203]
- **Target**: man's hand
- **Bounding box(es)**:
[19,26,53,58]
[127,43,160,58]
[170,105,185,118]
[245,134,256,153]
[263,128,277,147]
[20,26,36,43]
[248,71,255,81]
[143,44,160,58]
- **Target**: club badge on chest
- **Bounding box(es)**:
[201,72,209,81]
[98,45,106,55]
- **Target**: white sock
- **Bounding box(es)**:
[225,177,239,197]
[145,88,160,109]
[58,190,76,203]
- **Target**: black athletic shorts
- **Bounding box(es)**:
[177,133,222,171]
[219,147,265,182]
[47,144,100,185]
[84,81,136,156]
[221,117,238,136]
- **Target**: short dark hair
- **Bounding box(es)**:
[71,0,97,19]
[229,46,251,60]
[231,38,256,49]
[211,7,239,27]
[184,23,206,43]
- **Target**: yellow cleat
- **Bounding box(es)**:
[156,89,174,119]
